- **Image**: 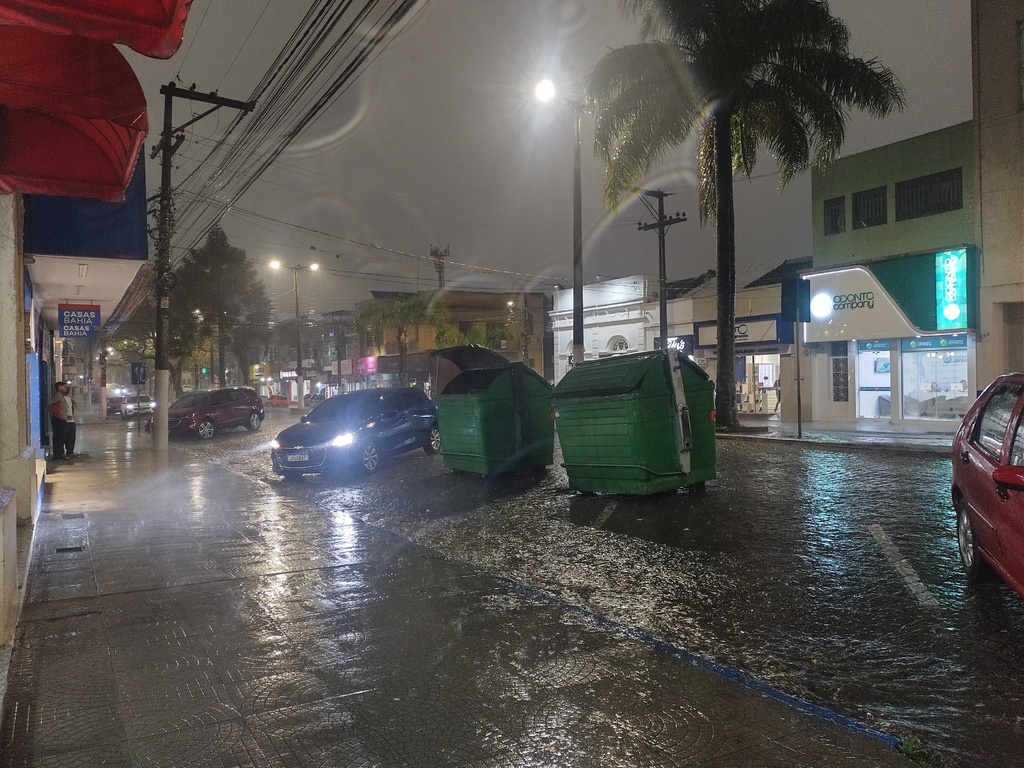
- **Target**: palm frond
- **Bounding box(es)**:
[586,42,702,203]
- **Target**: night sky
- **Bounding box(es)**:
[126,0,972,319]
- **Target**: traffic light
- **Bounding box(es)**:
[201,366,207,374]
[781,277,811,323]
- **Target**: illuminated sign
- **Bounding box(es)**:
[858,340,892,351]
[58,303,101,337]
[810,291,875,319]
[935,248,968,330]
[901,336,968,351]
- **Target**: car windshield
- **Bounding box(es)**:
[170,392,211,409]
[307,394,376,424]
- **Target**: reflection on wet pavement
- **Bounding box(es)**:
[248,430,1021,767]
[7,413,1019,767]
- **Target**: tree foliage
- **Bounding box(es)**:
[169,226,272,392]
[586,0,904,428]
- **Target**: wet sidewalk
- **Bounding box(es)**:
[732,413,955,454]
[0,422,914,766]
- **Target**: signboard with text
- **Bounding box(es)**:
[935,248,968,331]
[58,303,101,338]
[901,335,969,351]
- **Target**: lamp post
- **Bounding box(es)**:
[536,78,585,368]
[270,260,319,410]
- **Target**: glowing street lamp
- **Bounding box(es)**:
[270,260,319,409]
[536,78,584,368]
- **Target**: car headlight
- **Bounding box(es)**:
[150,401,157,409]
[126,404,135,411]
[331,432,354,447]
[270,439,280,450]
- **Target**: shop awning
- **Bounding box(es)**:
[0,25,147,202]
[0,0,192,59]
[24,151,149,260]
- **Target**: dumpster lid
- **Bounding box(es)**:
[431,345,512,371]
[551,350,709,399]
[552,351,663,398]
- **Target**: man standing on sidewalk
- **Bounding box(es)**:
[48,380,77,460]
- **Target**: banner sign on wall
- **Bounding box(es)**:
[935,248,968,331]
[901,335,969,351]
[858,340,892,352]
[58,303,101,337]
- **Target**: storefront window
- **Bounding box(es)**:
[901,339,970,420]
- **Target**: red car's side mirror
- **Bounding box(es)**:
[992,465,1024,492]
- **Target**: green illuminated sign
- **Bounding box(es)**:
[901,335,969,351]
[935,248,968,330]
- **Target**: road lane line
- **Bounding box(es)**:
[594,501,618,529]
[868,524,939,607]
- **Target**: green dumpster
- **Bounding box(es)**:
[431,346,554,475]
[551,350,716,495]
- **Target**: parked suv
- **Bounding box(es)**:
[270,387,440,478]
[168,386,265,439]
[121,394,156,420]
[952,373,1024,600]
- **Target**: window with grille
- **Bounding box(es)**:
[831,343,849,402]
[823,196,845,235]
[851,186,887,229]
[895,169,963,221]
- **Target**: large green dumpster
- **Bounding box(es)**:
[551,350,715,494]
[431,346,554,475]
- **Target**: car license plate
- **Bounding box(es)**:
[286,453,308,462]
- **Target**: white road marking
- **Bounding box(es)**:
[868,524,940,607]
[594,501,619,530]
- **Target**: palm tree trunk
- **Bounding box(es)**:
[713,105,739,430]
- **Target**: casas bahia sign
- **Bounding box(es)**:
[58,303,101,338]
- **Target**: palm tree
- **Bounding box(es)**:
[586,0,904,428]
[353,292,435,384]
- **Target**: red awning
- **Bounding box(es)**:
[0,25,147,202]
[0,0,192,59]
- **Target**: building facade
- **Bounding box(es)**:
[341,289,551,393]
[550,275,657,381]
[806,122,979,427]
[972,1,1024,384]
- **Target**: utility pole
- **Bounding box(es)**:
[152,83,255,451]
[431,244,448,290]
[637,189,686,351]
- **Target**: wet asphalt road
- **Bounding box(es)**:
[187,409,1024,767]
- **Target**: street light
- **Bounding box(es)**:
[270,260,319,410]
[536,78,584,369]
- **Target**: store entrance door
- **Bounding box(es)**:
[856,344,892,418]
[737,354,780,414]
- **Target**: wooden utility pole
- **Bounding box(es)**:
[152,83,255,450]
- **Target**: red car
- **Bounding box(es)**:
[952,373,1024,598]
[167,386,265,439]
[266,394,290,407]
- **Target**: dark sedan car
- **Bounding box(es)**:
[270,387,440,478]
[168,386,265,439]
